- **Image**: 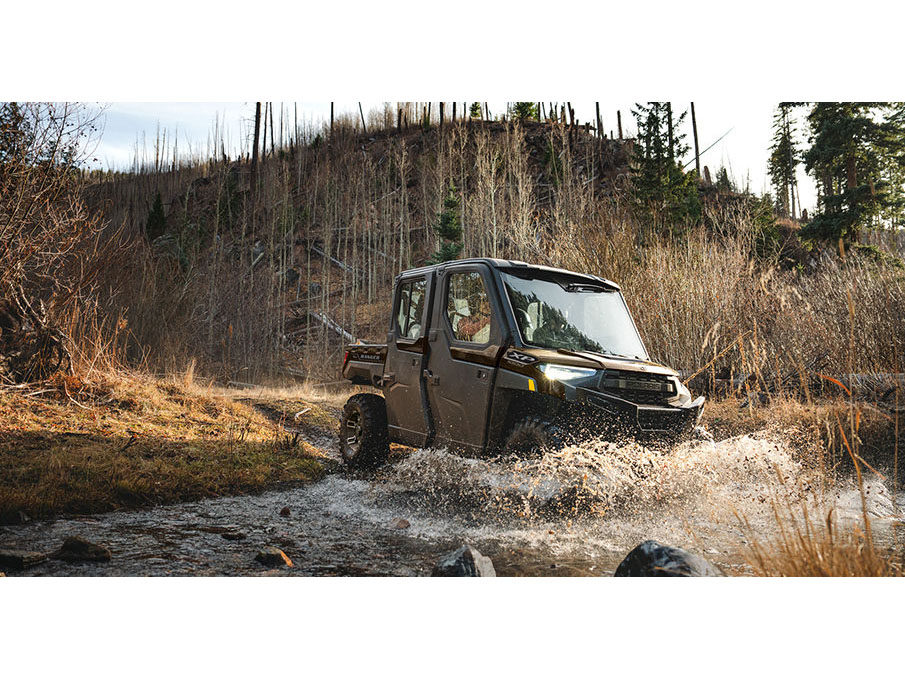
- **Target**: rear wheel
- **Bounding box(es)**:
[503,416,564,457]
[340,394,390,469]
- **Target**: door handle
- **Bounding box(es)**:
[382,372,396,385]
[423,369,440,385]
[477,368,488,380]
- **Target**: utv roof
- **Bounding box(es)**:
[396,258,621,291]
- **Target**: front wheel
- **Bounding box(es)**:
[340,393,390,469]
[503,416,565,457]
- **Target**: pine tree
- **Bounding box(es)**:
[630,102,701,228]
[0,103,34,168]
[508,102,537,122]
[145,192,167,242]
[429,184,463,263]
[802,103,905,242]
[469,102,482,119]
[767,102,801,218]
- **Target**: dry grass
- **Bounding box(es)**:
[0,370,330,523]
[704,395,900,476]
[743,502,901,577]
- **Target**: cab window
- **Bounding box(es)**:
[395,278,426,339]
[446,271,494,344]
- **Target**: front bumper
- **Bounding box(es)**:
[574,387,704,439]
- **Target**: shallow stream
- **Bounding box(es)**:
[3,428,902,576]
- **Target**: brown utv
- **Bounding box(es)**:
[339,258,704,468]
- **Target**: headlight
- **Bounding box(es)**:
[538,363,598,382]
[674,378,691,402]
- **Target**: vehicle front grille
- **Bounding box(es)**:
[599,369,675,406]
[637,407,688,431]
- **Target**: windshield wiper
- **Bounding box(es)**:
[554,348,606,369]
[563,283,610,293]
[556,347,644,362]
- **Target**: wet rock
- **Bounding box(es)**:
[614,540,723,577]
[390,518,410,530]
[279,506,291,517]
[0,510,31,525]
[51,536,112,563]
[432,545,496,577]
[255,547,293,568]
[0,548,46,571]
[221,531,247,541]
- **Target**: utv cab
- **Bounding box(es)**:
[340,258,703,468]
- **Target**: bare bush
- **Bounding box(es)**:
[0,102,114,383]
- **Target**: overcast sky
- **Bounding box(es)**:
[86,101,817,212]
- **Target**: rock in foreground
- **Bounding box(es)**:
[0,548,46,571]
[51,536,112,563]
[432,545,496,577]
[614,540,723,577]
[255,546,293,568]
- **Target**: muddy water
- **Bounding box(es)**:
[2,428,902,576]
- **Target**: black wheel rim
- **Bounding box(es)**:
[345,410,362,454]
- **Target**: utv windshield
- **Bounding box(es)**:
[501,271,648,360]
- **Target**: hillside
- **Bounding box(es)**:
[69,111,905,393]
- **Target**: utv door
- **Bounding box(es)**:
[383,273,432,447]
[425,264,505,454]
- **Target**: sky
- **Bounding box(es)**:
[86,101,817,212]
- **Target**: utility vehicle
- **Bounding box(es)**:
[340,258,704,468]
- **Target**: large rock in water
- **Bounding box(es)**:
[51,536,112,563]
[614,540,724,577]
[432,545,496,577]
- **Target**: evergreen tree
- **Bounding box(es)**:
[715,167,735,193]
[429,184,463,263]
[469,102,482,119]
[508,102,537,122]
[802,103,905,242]
[145,192,167,241]
[767,102,801,218]
[630,102,701,227]
[0,103,33,167]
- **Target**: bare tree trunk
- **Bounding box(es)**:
[596,102,602,139]
[359,102,367,135]
[617,110,623,140]
[786,109,796,219]
[667,102,674,161]
[330,102,334,138]
[269,102,275,155]
[691,102,701,175]
[251,102,261,182]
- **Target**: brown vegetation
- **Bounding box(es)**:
[0,371,329,523]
